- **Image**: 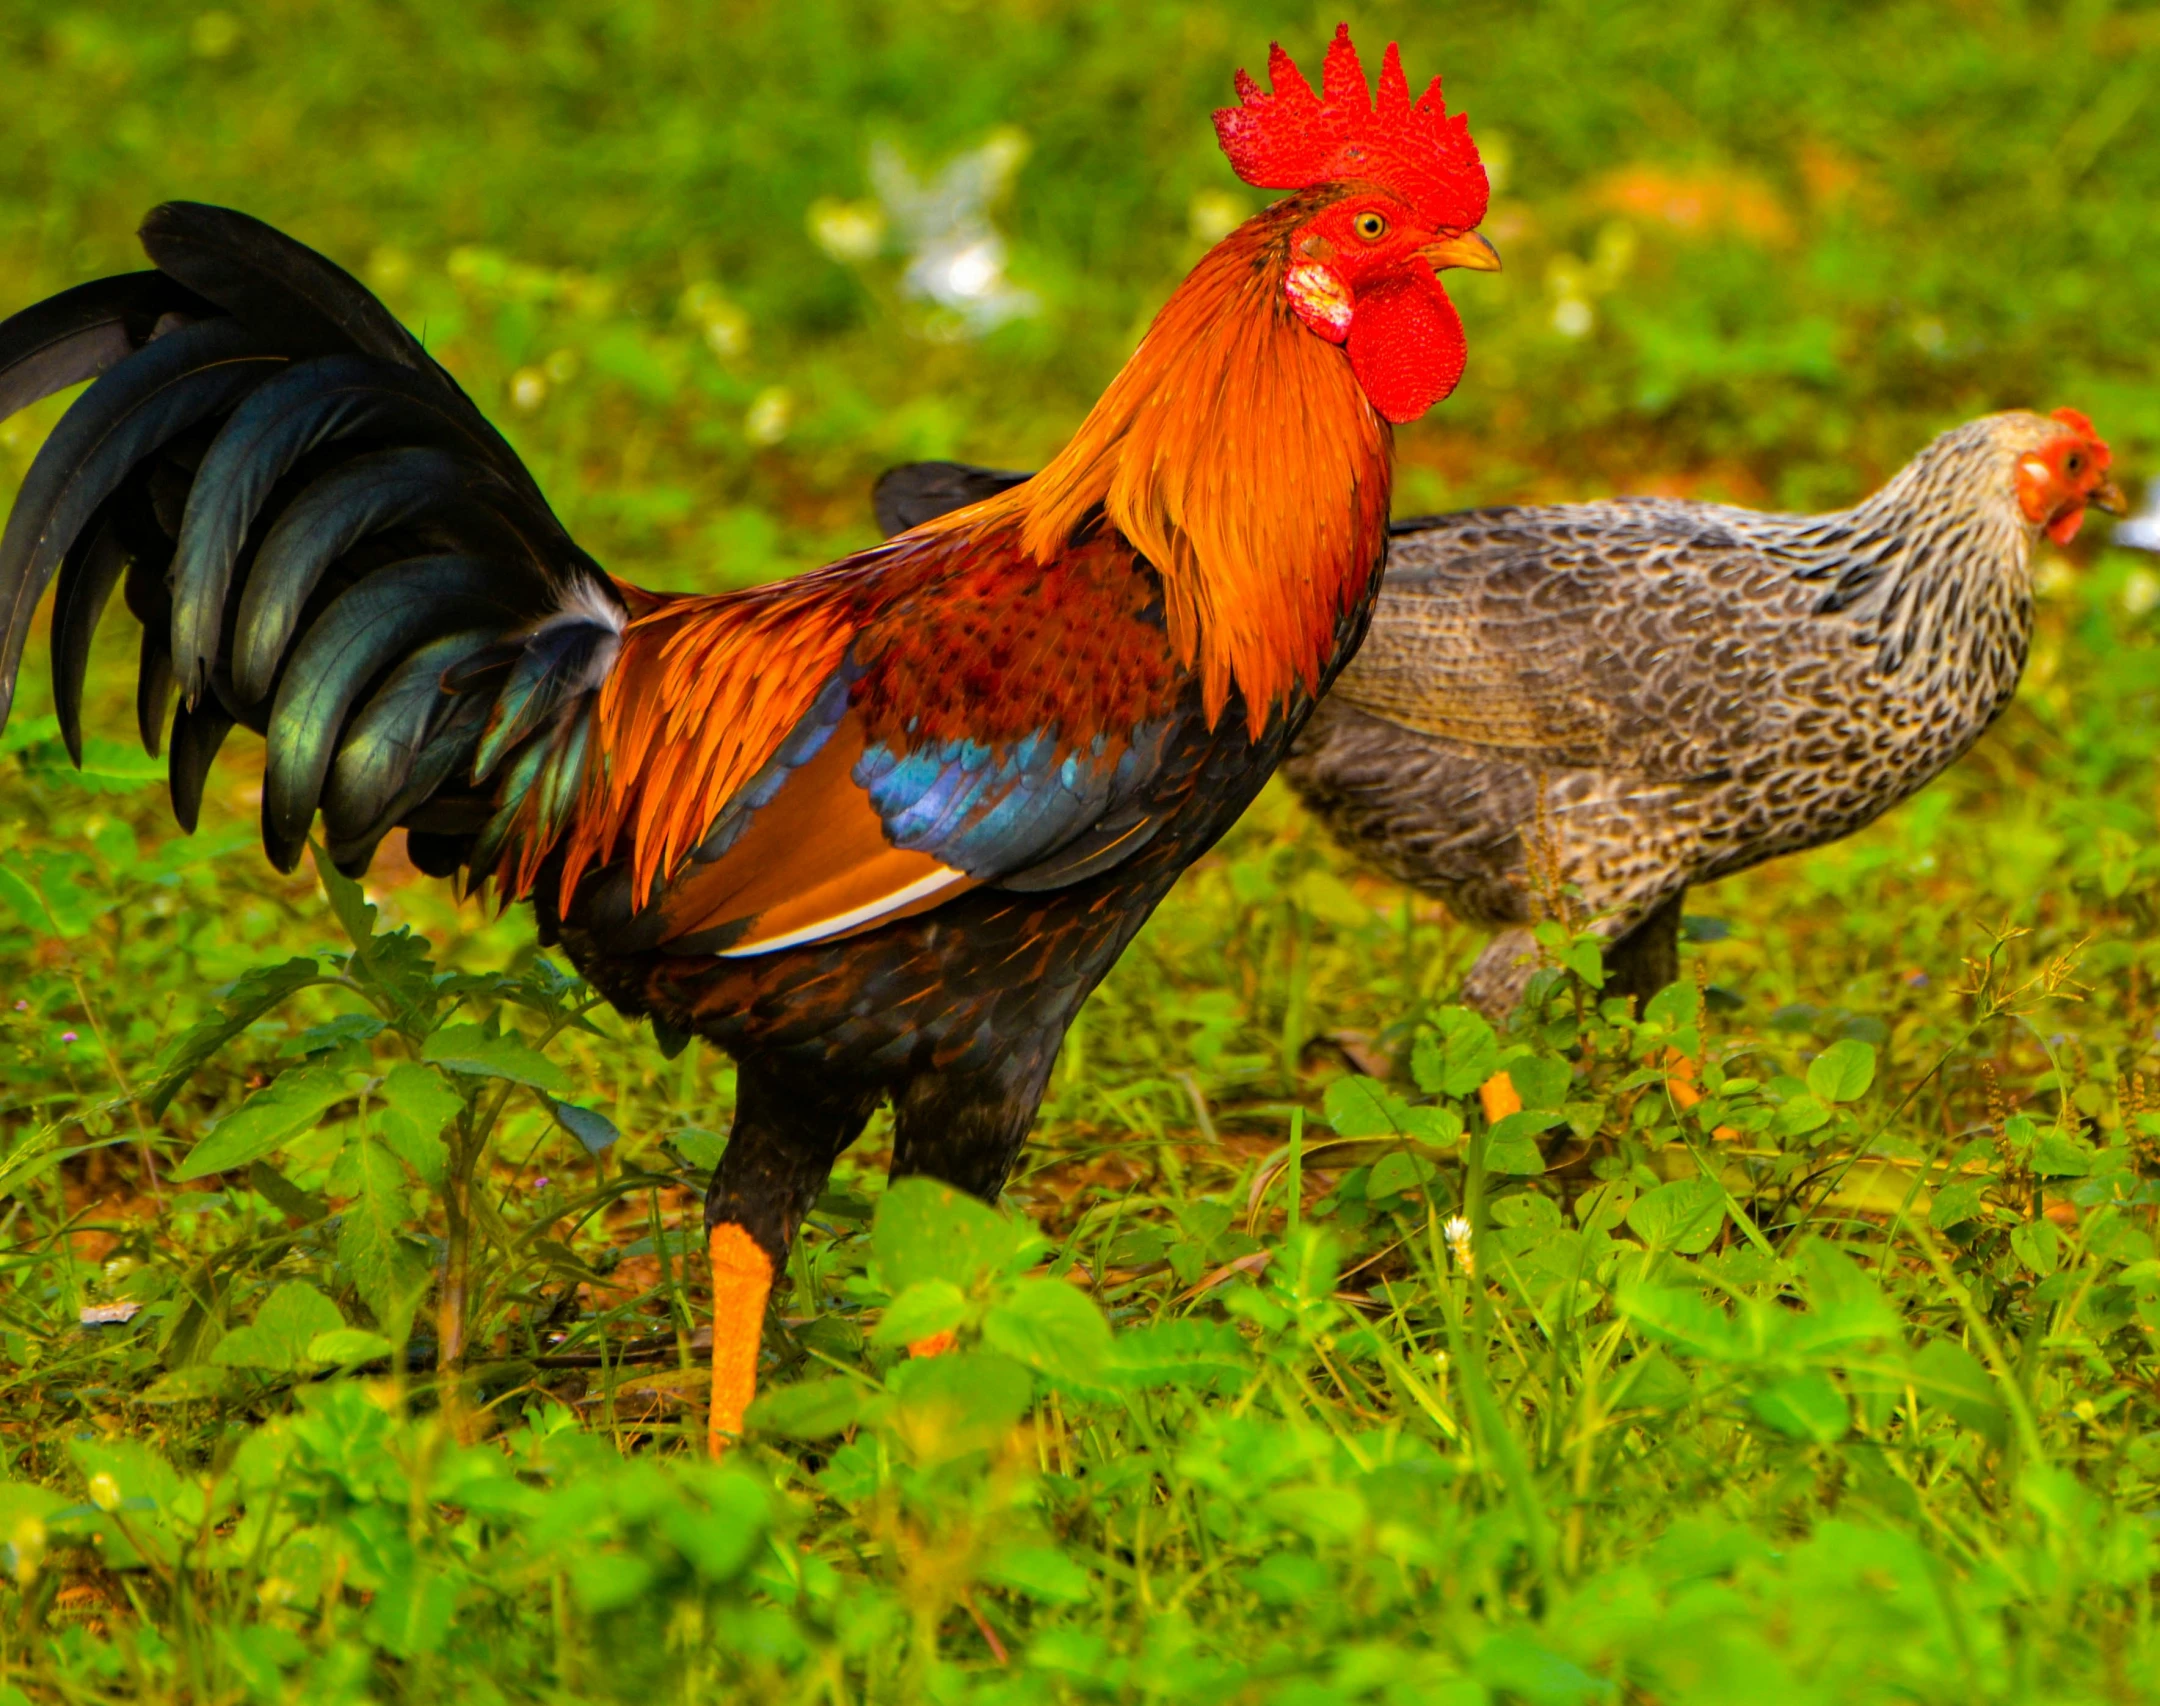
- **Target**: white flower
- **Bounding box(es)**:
[744,387,793,447]
[508,368,547,413]
[1443,1215,1475,1277]
[868,131,1039,335]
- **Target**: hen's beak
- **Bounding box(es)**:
[2093,478,2128,516]
[1424,230,1502,273]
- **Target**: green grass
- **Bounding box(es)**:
[4,1,2160,1700]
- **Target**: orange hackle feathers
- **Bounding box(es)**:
[916,202,1392,734]
[1214,23,1488,233]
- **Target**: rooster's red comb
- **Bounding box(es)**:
[1213,23,1488,232]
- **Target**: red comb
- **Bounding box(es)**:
[1213,23,1488,232]
[2051,406,2112,468]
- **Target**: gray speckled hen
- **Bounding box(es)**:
[1284,409,2122,1012]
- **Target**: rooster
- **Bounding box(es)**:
[881,412,2121,1014]
[0,25,1497,1450]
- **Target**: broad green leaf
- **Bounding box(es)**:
[1109,1319,1253,1390]
[547,1097,619,1154]
[872,1177,1029,1293]
[330,1137,429,1339]
[2010,1219,2061,1278]
[886,1350,1032,1468]
[1928,1176,1992,1231]
[0,859,89,938]
[871,1280,971,1348]
[1791,1243,1902,1347]
[146,958,326,1115]
[309,1328,395,1366]
[1627,1177,1724,1253]
[1770,1094,1832,1139]
[1749,1370,1849,1442]
[1322,1076,1462,1145]
[746,1376,873,1441]
[377,1063,460,1186]
[2031,1134,2094,1178]
[1620,1285,1739,1359]
[421,1024,568,1092]
[983,1277,1115,1390]
[985,1544,1095,1605]
[1807,1039,1877,1104]
[660,1470,770,1581]
[1413,1006,1500,1097]
[1367,1149,1436,1198]
[212,1283,345,1371]
[1610,1350,1693,1411]
[567,1549,656,1614]
[176,1067,353,1180]
[310,840,378,950]
[1909,1338,2008,1447]
[247,1161,326,1224]
[366,1566,455,1657]
[1484,1109,1561,1175]
[1642,981,1701,1032]
[1505,1054,1572,1111]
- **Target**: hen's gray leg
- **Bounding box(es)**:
[1602,888,1686,1013]
[1462,928,1539,1018]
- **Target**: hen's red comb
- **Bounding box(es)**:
[2051,406,2112,468]
[1213,23,1487,232]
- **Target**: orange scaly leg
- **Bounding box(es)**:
[708,1223,773,1459]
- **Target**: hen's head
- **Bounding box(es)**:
[2013,407,2124,545]
[1215,24,1497,424]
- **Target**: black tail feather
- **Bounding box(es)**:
[169,698,236,832]
[0,204,625,886]
[0,271,220,421]
[138,203,430,371]
[51,519,128,764]
[871,460,1032,537]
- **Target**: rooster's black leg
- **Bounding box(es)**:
[883,1043,1062,1358]
[887,1039,1063,1202]
[703,1060,879,1455]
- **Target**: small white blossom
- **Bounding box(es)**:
[1443,1215,1475,1277]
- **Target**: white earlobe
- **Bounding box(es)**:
[1285,264,1353,342]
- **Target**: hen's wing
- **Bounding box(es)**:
[1286,500,1808,925]
[1340,500,1800,780]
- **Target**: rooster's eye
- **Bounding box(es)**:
[1353,212,1388,243]
[2065,452,2085,475]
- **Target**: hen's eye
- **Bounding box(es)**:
[1353,212,1388,242]
[2065,451,2085,475]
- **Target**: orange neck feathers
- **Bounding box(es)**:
[925,196,1393,732]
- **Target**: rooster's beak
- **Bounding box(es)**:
[2093,478,2128,516]
[1424,231,1502,273]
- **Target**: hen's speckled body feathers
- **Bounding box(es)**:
[1287,413,2083,1011]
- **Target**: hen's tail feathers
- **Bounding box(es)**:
[0,203,624,885]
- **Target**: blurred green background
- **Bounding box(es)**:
[5,0,2153,595]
